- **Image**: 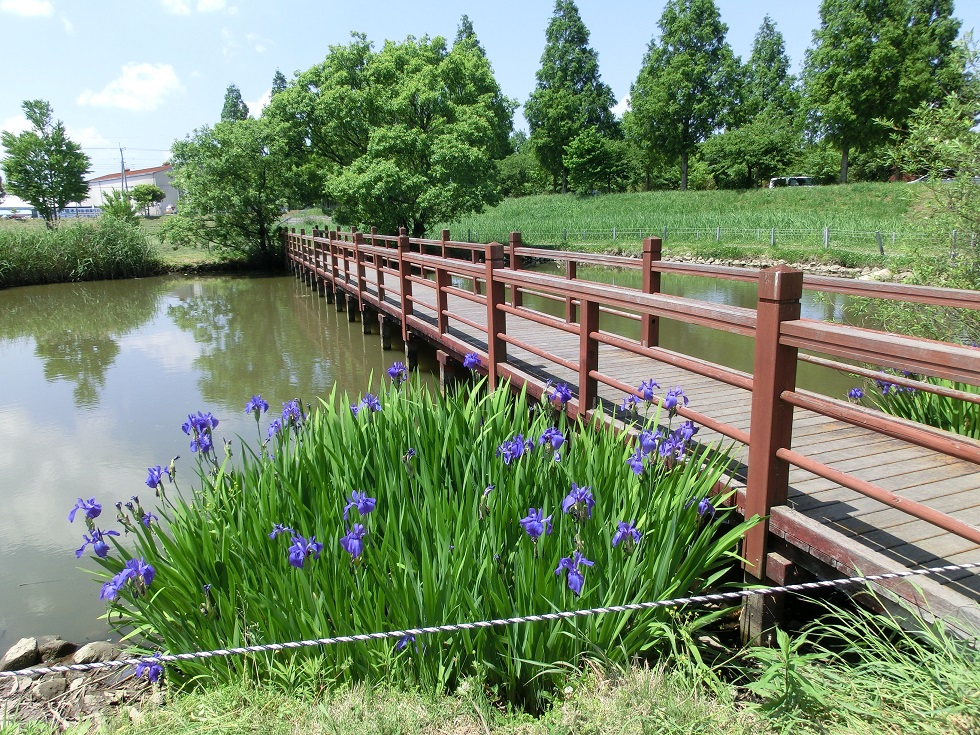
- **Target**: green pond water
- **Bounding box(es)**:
[0,267,857,648]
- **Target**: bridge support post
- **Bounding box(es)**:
[324,280,334,304]
[437,350,467,394]
[336,289,346,312]
[641,237,662,347]
[485,242,507,389]
[379,315,394,350]
[347,293,357,322]
[361,306,375,334]
[405,332,419,371]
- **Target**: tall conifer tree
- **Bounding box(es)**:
[524,0,617,193]
[626,0,737,190]
[221,83,250,122]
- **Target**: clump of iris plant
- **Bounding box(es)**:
[555,551,593,596]
[463,352,482,370]
[387,362,409,387]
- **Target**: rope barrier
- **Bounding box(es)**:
[3,560,978,679]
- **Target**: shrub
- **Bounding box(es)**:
[79,376,756,707]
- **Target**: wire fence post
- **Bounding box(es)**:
[875,231,884,256]
[823,227,830,249]
[770,228,776,247]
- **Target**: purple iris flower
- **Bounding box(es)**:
[141,512,158,527]
[68,498,102,524]
[361,394,381,412]
[627,449,646,475]
[519,508,553,539]
[662,387,688,413]
[76,529,120,558]
[555,551,594,596]
[550,383,574,406]
[612,521,641,549]
[395,633,416,652]
[135,660,164,683]
[102,557,155,602]
[677,421,699,443]
[697,497,716,518]
[638,379,660,402]
[659,431,686,460]
[269,523,294,540]
[340,524,367,559]
[145,465,170,490]
[639,429,660,455]
[620,394,640,414]
[182,412,219,453]
[245,395,269,419]
[848,387,865,400]
[875,379,896,395]
[343,491,377,520]
[387,362,409,384]
[539,427,565,451]
[561,483,595,521]
[496,434,533,465]
[463,352,482,370]
[267,418,283,439]
[281,399,304,426]
[287,534,323,569]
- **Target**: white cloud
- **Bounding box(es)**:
[68,125,109,149]
[1,114,30,136]
[160,0,191,14]
[220,27,239,56]
[612,94,631,119]
[0,0,54,17]
[77,63,184,112]
[196,0,225,11]
[59,13,72,32]
[246,32,268,53]
[246,88,271,116]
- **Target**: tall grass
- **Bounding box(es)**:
[0,217,159,288]
[432,184,921,251]
[84,376,755,708]
[852,374,980,440]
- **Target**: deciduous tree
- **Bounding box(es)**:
[164,117,287,258]
[626,0,737,190]
[524,0,617,193]
[130,183,166,216]
[1,100,90,227]
[271,69,288,98]
[264,33,514,236]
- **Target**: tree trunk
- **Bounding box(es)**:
[645,170,651,192]
[840,146,849,184]
[412,221,426,238]
[680,152,689,191]
[561,169,568,195]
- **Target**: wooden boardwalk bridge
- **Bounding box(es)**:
[284,226,980,637]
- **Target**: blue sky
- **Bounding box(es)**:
[2,0,978,179]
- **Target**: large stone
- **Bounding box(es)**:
[73,641,121,665]
[32,675,67,701]
[37,635,77,661]
[0,637,39,671]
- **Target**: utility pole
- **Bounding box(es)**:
[119,145,128,193]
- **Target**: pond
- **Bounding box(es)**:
[0,267,858,648]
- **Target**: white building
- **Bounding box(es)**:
[82,164,179,216]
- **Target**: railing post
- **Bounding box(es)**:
[441,228,449,259]
[398,227,413,341]
[509,231,523,308]
[485,242,507,389]
[577,298,599,420]
[565,260,577,323]
[743,264,803,579]
[436,264,449,335]
[371,226,385,306]
[354,231,366,312]
[641,237,662,347]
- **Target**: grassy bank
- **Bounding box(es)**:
[431,183,926,260]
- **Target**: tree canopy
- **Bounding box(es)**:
[130,183,166,215]
[524,0,618,194]
[626,0,737,190]
[1,100,90,227]
[804,0,961,182]
[265,33,514,236]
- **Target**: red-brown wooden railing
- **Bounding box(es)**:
[283,226,980,583]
